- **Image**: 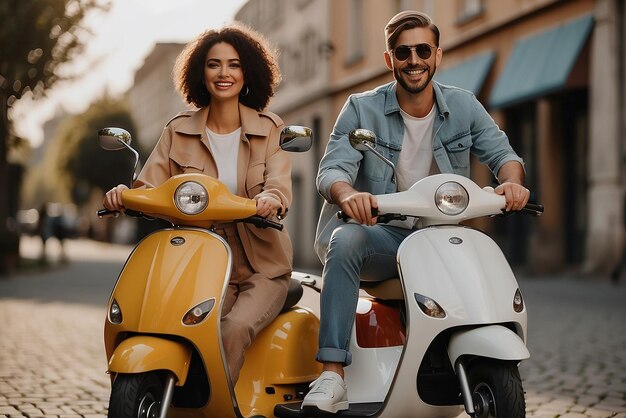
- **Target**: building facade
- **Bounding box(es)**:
[236,0,334,267]
[129,43,188,151]
[236,0,625,274]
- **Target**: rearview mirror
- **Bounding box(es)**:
[280,126,313,152]
[348,128,397,183]
[97,127,139,187]
[348,128,377,151]
[98,127,132,151]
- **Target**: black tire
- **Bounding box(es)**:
[467,359,525,418]
[108,373,164,418]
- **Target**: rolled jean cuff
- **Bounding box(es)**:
[316,348,352,366]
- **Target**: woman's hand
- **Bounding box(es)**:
[103,184,129,212]
[256,195,282,219]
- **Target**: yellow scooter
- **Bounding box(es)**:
[97,127,321,418]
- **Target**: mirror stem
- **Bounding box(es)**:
[361,141,397,184]
[121,141,140,188]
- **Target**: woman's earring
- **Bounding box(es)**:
[240,85,250,97]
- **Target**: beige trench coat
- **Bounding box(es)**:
[134,104,293,279]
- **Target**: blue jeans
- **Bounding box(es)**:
[316,223,413,366]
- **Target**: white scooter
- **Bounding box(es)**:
[275,129,543,418]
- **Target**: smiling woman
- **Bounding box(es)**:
[102,21,292,388]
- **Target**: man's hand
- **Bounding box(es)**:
[494,182,530,211]
[495,161,530,211]
[256,195,282,219]
[331,182,378,225]
[103,184,129,212]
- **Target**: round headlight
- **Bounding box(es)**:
[175,181,208,215]
[435,182,469,215]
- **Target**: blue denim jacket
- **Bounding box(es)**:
[314,80,524,261]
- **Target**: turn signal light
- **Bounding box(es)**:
[183,299,216,326]
[513,289,524,313]
[108,299,123,324]
[414,293,446,318]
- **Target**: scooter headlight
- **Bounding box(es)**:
[174,181,208,215]
[414,293,446,319]
[435,182,469,216]
[183,299,216,326]
[108,299,123,324]
[513,288,524,313]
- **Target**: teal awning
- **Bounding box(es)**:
[489,14,594,109]
[435,51,495,95]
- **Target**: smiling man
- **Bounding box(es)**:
[302,10,530,415]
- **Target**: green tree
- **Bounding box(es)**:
[58,96,139,204]
[21,96,139,209]
[0,0,109,273]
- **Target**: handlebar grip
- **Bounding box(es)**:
[336,208,379,222]
[239,215,284,231]
[263,218,284,231]
[97,208,119,218]
[337,211,350,221]
[97,208,144,218]
[522,203,544,216]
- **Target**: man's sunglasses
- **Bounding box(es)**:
[392,44,437,61]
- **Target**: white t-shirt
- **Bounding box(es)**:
[397,105,436,191]
[206,127,241,194]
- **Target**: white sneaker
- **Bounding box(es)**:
[301,371,349,414]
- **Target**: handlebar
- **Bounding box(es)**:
[237,215,284,231]
[97,208,118,218]
[98,208,283,231]
[337,201,544,223]
[97,208,143,218]
[517,203,544,217]
[337,209,408,224]
[336,208,378,222]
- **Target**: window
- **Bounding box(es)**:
[346,0,364,65]
[394,0,414,14]
[457,0,484,24]
[297,0,313,9]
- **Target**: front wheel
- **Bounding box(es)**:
[467,359,525,418]
[108,372,164,418]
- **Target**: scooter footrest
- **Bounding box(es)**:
[274,402,382,417]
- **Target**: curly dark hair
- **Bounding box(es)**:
[173,22,281,111]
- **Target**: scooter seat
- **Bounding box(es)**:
[281,277,304,313]
[360,277,403,300]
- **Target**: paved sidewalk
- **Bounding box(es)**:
[0,300,109,418]
[519,278,626,418]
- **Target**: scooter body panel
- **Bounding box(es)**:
[398,226,527,333]
[359,225,526,417]
[345,298,403,403]
[108,336,192,385]
[104,228,240,418]
[105,228,324,418]
[236,306,322,417]
[448,325,530,366]
[106,228,230,335]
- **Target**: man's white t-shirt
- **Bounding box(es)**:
[396,105,436,191]
[206,127,241,194]
[385,105,437,229]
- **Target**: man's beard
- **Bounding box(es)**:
[394,64,436,94]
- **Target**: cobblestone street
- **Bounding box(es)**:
[0,237,625,417]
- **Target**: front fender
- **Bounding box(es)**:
[108,336,192,385]
[448,325,530,366]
